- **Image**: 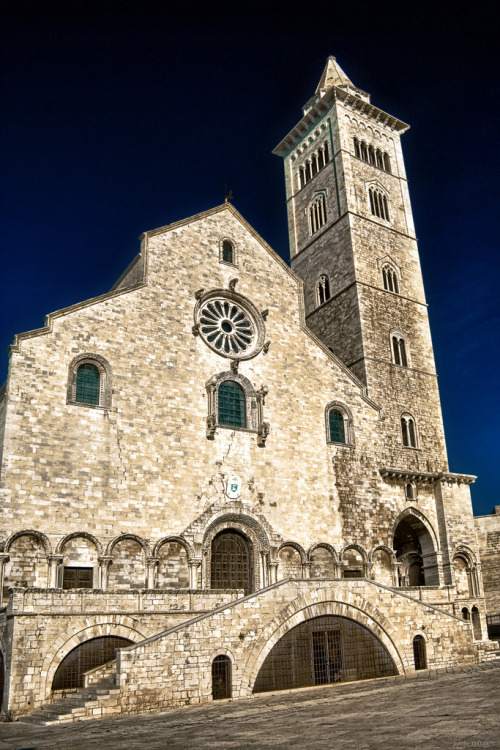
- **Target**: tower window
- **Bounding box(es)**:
[369,187,390,221]
[353,138,391,174]
[392,335,408,367]
[317,275,330,306]
[218,380,246,428]
[308,194,327,234]
[382,265,399,293]
[405,483,417,501]
[401,414,418,448]
[296,142,330,189]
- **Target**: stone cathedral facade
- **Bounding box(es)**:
[0,58,495,722]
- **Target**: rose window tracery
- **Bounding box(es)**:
[199,299,254,355]
[195,290,265,360]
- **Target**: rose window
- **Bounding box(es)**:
[199,299,256,356]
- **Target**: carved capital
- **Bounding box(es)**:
[228,278,239,291]
[192,323,200,336]
[206,414,217,440]
[194,288,205,300]
[261,309,269,320]
[257,421,270,447]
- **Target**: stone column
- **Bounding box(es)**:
[146,557,159,589]
[302,561,312,579]
[0,553,10,606]
[269,561,278,584]
[48,554,63,588]
[189,558,202,589]
[392,562,402,587]
[98,556,113,590]
[259,551,268,588]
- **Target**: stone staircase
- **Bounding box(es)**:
[20,667,121,725]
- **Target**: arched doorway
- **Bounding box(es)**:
[253,615,397,693]
[413,635,427,670]
[212,655,232,700]
[211,530,252,594]
[393,515,438,586]
[52,636,133,690]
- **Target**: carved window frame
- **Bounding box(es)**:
[391,330,410,367]
[206,372,269,445]
[325,401,354,446]
[401,412,418,449]
[67,354,112,409]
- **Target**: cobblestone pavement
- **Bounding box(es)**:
[1,663,499,750]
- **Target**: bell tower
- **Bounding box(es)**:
[274,57,448,471]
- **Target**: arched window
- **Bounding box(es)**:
[413,635,427,670]
[212,655,232,700]
[353,137,361,159]
[309,194,327,234]
[222,240,234,264]
[368,145,376,165]
[76,363,100,405]
[401,414,418,448]
[317,274,330,306]
[382,264,399,293]
[68,354,112,408]
[329,409,346,443]
[323,141,329,163]
[52,636,133,690]
[392,335,408,367]
[369,187,390,221]
[405,482,417,501]
[218,380,246,428]
[462,607,470,621]
[471,606,482,640]
[360,141,368,161]
[384,152,391,173]
[376,149,384,169]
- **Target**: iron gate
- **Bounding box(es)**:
[52,636,133,690]
[253,615,397,693]
[211,531,252,594]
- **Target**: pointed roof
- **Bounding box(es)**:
[315,56,354,96]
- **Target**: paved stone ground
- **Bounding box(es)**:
[1,663,499,750]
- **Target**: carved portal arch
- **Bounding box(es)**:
[202,513,270,593]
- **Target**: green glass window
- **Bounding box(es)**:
[76,363,100,405]
[222,240,234,264]
[218,380,246,428]
[329,409,345,443]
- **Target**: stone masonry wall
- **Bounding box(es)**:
[117,579,478,715]
[475,510,500,617]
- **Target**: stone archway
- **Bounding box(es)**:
[393,510,439,586]
[253,613,398,693]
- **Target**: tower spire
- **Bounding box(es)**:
[315,56,354,96]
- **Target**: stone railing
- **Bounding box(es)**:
[7,587,243,615]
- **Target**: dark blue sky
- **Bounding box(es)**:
[1,1,499,515]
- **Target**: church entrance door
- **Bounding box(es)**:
[211,530,252,594]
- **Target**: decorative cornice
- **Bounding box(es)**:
[273,87,409,157]
[380,468,476,485]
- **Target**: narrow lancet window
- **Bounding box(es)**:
[76,364,100,405]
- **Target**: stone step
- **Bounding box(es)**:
[18,685,122,725]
